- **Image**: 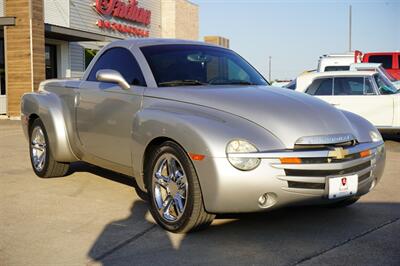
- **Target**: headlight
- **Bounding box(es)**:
[226,140,260,171]
[369,130,383,142]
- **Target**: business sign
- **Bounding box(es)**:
[95,0,152,37]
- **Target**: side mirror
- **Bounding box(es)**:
[96,69,130,90]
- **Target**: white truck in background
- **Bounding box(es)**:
[318,51,364,72]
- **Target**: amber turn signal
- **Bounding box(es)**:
[360,150,371,158]
[189,153,205,161]
[280,157,302,164]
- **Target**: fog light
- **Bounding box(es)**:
[258,194,267,205]
[258,193,277,208]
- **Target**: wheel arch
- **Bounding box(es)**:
[142,137,174,175]
[131,109,214,193]
[21,93,78,162]
[139,136,206,186]
[28,113,40,131]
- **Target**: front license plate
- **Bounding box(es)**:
[328,174,358,199]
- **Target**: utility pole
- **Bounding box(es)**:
[349,5,352,51]
[268,56,272,82]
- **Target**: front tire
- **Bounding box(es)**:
[29,118,70,178]
[145,141,215,233]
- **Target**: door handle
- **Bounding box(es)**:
[74,93,80,107]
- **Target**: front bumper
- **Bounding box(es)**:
[195,141,386,213]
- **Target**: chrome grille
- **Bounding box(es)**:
[358,172,371,183]
[274,148,376,193]
[287,181,325,190]
[298,152,363,164]
[228,140,382,194]
[284,161,371,177]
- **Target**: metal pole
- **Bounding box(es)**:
[268,56,272,82]
[349,5,352,51]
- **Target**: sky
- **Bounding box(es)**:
[191,0,400,80]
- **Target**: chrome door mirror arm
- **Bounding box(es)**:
[96,69,131,90]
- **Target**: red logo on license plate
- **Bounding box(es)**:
[341,178,347,186]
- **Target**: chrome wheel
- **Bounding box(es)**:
[152,154,188,222]
[31,126,47,172]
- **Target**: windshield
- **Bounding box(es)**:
[140,44,268,87]
[285,79,296,90]
[378,66,397,82]
[324,66,350,71]
[374,73,399,94]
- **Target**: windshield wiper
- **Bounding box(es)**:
[212,81,255,85]
[158,80,206,87]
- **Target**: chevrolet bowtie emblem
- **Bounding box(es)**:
[328,147,349,159]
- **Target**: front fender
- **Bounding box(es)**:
[132,98,285,209]
[341,110,377,143]
[21,92,78,162]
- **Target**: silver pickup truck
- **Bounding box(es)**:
[21,39,385,233]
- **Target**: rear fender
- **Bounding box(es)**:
[21,92,78,162]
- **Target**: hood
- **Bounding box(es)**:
[144,85,358,148]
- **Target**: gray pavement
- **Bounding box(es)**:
[0,120,399,266]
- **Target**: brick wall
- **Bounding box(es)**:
[4,0,45,117]
[162,0,199,40]
[204,36,230,48]
[175,0,198,40]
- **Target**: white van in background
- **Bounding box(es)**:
[317,52,359,72]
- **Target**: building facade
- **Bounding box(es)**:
[204,36,230,49]
[0,0,198,117]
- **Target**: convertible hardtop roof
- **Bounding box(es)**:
[82,38,228,81]
[301,70,376,79]
[295,71,377,92]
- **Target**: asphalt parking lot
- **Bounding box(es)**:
[1,119,399,266]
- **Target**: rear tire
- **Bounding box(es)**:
[145,141,215,233]
[29,118,70,178]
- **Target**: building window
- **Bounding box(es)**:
[45,45,58,79]
[85,48,99,70]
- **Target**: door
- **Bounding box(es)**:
[76,47,147,167]
[45,44,58,79]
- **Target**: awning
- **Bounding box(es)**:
[0,17,16,26]
[45,24,121,42]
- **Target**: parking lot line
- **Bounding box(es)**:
[0,131,23,138]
